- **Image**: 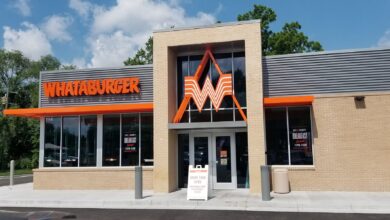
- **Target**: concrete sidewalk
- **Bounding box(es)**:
[0,183,389,214]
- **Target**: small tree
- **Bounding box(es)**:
[238,4,323,55]
[124,37,153,66]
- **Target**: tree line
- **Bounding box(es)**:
[0,50,74,170]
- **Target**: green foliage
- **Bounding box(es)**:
[0,50,62,171]
[237,4,323,55]
[123,37,153,65]
[16,157,32,169]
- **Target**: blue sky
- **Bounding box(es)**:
[1,0,390,68]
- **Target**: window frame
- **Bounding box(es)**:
[43,112,154,168]
[176,51,247,123]
[265,105,315,167]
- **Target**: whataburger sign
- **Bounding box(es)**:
[173,48,247,123]
[43,77,140,98]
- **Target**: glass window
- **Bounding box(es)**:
[80,116,97,167]
[103,115,120,166]
[176,52,246,123]
[177,134,189,188]
[61,117,79,167]
[122,114,139,166]
[177,56,188,109]
[265,107,313,165]
[233,52,246,107]
[236,132,249,188]
[288,107,313,165]
[141,113,153,166]
[265,108,289,165]
[44,117,61,167]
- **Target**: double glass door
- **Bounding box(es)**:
[189,132,237,189]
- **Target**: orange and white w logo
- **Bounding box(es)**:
[184,74,232,112]
[173,48,247,123]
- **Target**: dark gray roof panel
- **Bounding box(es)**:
[263,48,390,97]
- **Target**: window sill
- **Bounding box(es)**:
[270,165,315,171]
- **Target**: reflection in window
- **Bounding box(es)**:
[80,116,97,167]
[44,117,61,167]
[103,115,120,166]
[122,114,139,166]
[178,134,189,188]
[141,113,153,166]
[233,52,246,107]
[236,132,249,188]
[265,107,313,165]
[62,117,79,167]
[265,108,289,165]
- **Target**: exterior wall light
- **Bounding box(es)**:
[354,96,365,102]
[354,96,366,109]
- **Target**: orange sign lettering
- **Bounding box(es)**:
[43,77,140,98]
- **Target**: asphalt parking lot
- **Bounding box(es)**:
[0,175,33,187]
[0,208,389,220]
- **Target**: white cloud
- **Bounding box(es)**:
[377,30,390,47]
[71,57,87,69]
[12,0,31,17]
[87,31,139,68]
[42,15,73,42]
[78,0,216,67]
[3,22,52,60]
[91,0,215,35]
[69,0,95,19]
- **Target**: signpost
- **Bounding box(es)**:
[187,165,209,201]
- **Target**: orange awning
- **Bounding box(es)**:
[3,103,153,118]
[264,96,314,107]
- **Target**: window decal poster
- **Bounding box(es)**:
[292,128,308,150]
[123,132,137,153]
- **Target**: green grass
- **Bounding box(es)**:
[0,169,33,176]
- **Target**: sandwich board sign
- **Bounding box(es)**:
[187,165,209,201]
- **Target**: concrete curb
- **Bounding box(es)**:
[1,184,390,214]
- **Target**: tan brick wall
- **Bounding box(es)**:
[33,167,154,190]
[153,21,264,193]
[278,94,390,191]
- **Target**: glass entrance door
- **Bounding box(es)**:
[189,134,211,167]
[189,132,237,190]
[212,133,237,189]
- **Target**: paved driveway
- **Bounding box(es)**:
[1,208,390,220]
[0,175,33,187]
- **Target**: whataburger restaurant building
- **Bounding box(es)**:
[4,20,390,193]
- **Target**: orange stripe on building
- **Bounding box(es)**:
[264,96,314,107]
[3,103,153,118]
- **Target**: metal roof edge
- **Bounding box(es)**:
[41,64,153,74]
[263,47,390,60]
[153,20,260,33]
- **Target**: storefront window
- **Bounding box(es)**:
[178,134,189,188]
[44,117,61,167]
[177,52,246,123]
[44,113,153,168]
[80,116,97,167]
[103,115,120,166]
[265,106,313,166]
[141,113,153,166]
[288,107,313,165]
[265,108,289,165]
[233,52,246,107]
[61,117,79,167]
[122,114,139,166]
[236,132,249,188]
